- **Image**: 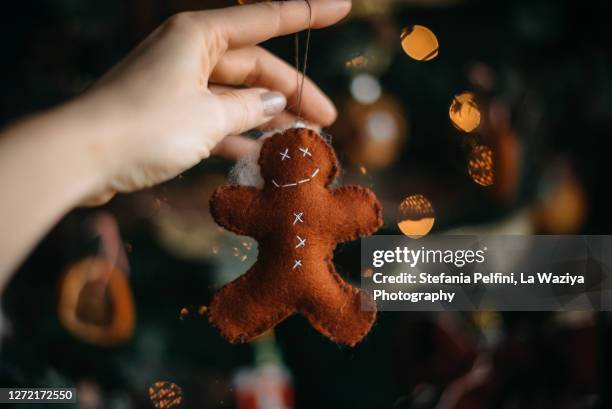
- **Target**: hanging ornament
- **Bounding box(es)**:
[207,128,382,347]
[57,258,135,346]
[57,213,135,346]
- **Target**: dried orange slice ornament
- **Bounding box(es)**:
[57,258,135,346]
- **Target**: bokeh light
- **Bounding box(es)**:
[400,25,439,61]
[532,163,587,234]
[149,381,183,409]
[449,92,481,132]
[397,195,435,239]
[334,96,408,168]
[365,109,399,142]
[350,73,382,104]
[468,145,494,186]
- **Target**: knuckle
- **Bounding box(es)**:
[257,1,283,35]
[204,25,228,56]
[164,12,196,33]
[224,91,253,132]
[257,0,281,14]
[244,50,264,86]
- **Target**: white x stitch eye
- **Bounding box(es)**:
[299,147,312,157]
[280,148,291,160]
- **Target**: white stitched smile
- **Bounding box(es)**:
[272,167,320,188]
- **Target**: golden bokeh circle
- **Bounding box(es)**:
[397,195,435,239]
[149,381,183,409]
[449,92,481,132]
[400,25,439,61]
[468,145,494,187]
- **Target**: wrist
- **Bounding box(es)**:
[54,90,136,201]
[13,96,119,205]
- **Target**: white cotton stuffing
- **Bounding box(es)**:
[227,132,269,188]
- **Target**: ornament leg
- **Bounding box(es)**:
[208,266,293,343]
[299,265,377,346]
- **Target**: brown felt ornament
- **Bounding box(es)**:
[209,127,382,346]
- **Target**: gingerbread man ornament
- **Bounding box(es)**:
[209,128,382,346]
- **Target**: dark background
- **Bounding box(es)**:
[0,0,610,408]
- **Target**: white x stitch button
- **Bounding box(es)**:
[293,212,304,225]
[295,235,306,249]
[280,148,291,160]
[293,260,302,269]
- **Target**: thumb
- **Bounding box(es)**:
[216,88,287,136]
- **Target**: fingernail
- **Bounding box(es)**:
[261,91,287,116]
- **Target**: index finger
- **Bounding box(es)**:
[195,0,351,48]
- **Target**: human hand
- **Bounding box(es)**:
[77,0,351,204]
